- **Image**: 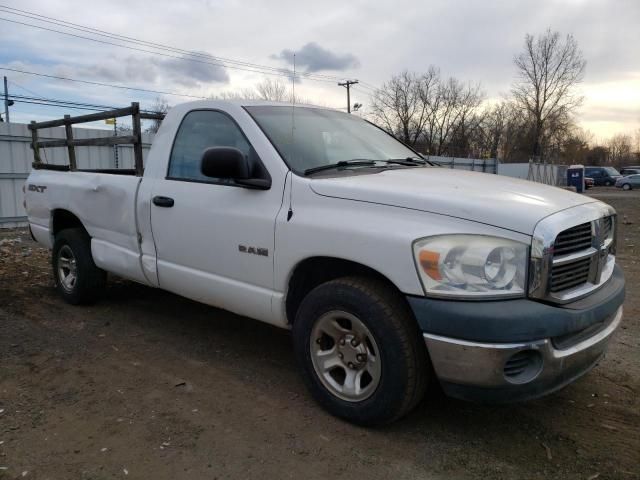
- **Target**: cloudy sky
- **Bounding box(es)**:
[1,0,638,140]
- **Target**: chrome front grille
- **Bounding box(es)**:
[602,216,612,239]
[549,256,592,292]
[553,222,592,255]
[529,203,617,304]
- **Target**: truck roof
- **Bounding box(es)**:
[174,99,338,111]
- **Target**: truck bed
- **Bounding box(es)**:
[27,169,150,285]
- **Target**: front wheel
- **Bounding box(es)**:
[622,183,631,190]
[52,228,106,304]
[293,277,429,425]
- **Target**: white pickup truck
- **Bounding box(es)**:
[25,100,625,425]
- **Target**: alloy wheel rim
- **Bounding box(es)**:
[57,245,78,293]
[310,310,381,402]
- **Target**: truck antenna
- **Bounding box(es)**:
[290,53,296,144]
[287,53,296,222]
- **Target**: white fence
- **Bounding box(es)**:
[497,162,567,186]
[426,157,568,184]
[426,156,497,174]
[0,122,153,228]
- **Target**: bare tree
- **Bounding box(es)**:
[255,78,289,102]
[417,67,443,153]
[211,78,312,104]
[471,102,508,159]
[211,89,258,100]
[608,133,633,165]
[369,68,484,154]
[556,127,592,164]
[491,102,535,163]
[512,29,586,159]
[433,78,483,156]
[413,67,440,149]
[586,145,608,166]
[369,70,438,146]
[145,97,170,134]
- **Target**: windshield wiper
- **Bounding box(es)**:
[383,157,428,166]
[304,160,376,176]
[303,157,428,176]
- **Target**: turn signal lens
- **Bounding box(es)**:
[419,250,441,280]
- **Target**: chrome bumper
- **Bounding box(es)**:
[424,306,622,400]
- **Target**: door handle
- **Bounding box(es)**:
[152,196,174,208]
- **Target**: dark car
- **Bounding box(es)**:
[615,174,640,190]
[620,167,640,176]
[584,166,622,186]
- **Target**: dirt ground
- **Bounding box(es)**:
[1,188,638,480]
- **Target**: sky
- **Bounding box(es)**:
[1,0,638,141]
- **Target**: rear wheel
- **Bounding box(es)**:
[604,180,613,186]
[52,228,106,304]
[293,276,429,425]
[622,183,631,190]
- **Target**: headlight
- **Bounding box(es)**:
[413,235,528,298]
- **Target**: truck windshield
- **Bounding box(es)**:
[245,106,421,174]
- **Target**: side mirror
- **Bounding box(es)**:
[201,147,250,179]
[200,147,271,190]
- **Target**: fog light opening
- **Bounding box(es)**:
[503,349,543,384]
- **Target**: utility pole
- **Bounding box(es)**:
[113,117,119,169]
[338,80,358,113]
[4,76,10,123]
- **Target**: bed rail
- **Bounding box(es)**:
[28,102,164,177]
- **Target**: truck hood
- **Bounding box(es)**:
[309,167,597,235]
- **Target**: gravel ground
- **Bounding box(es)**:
[0,187,638,480]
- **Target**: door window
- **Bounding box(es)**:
[168,110,257,183]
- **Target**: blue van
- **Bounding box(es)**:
[584,166,622,186]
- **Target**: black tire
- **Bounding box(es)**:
[293,276,429,426]
[52,228,106,305]
[604,180,613,186]
[622,183,631,190]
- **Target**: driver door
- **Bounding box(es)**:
[149,109,281,322]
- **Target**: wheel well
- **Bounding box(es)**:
[285,257,402,324]
[52,209,86,237]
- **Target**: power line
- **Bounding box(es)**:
[0,5,346,81]
[358,81,380,92]
[351,85,375,99]
[9,93,165,113]
[0,16,308,81]
[8,78,42,98]
[0,15,341,85]
[12,98,113,112]
[0,5,347,83]
[12,97,111,112]
[9,93,166,118]
[0,66,208,99]
[11,93,119,110]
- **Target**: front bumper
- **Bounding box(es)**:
[408,265,625,402]
[425,307,621,402]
